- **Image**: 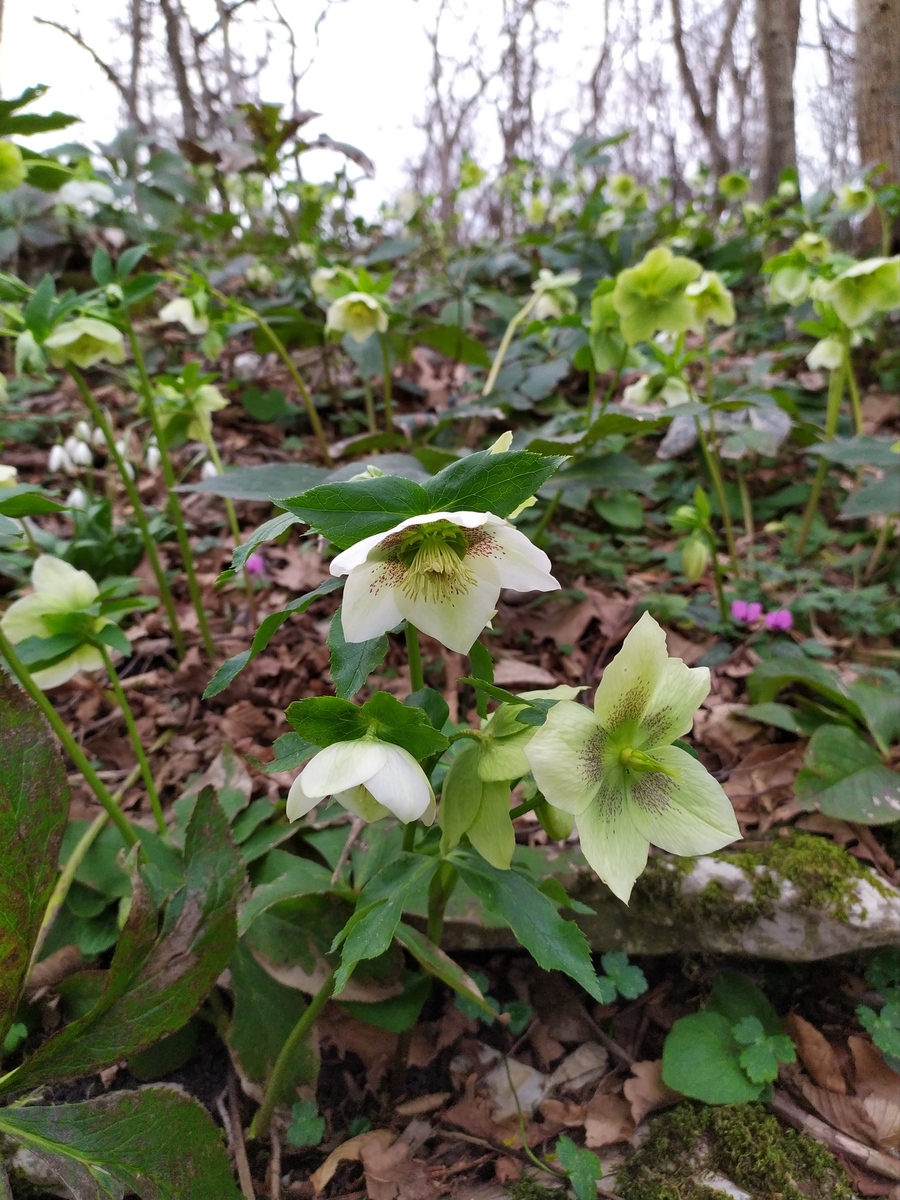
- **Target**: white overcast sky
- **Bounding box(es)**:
[1,0,847,215]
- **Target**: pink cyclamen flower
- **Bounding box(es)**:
[731,600,763,623]
[245,552,265,576]
[764,609,793,631]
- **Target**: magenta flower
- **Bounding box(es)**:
[731,600,762,623]
[245,552,265,576]
[764,609,793,631]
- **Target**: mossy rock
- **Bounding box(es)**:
[616,1102,853,1200]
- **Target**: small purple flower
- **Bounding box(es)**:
[764,608,793,631]
[245,552,265,576]
[731,600,762,623]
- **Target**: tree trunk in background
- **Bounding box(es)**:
[159,0,200,141]
[855,0,900,247]
[756,0,802,197]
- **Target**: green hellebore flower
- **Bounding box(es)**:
[717,172,750,202]
[794,231,831,262]
[604,173,646,209]
[836,183,875,219]
[806,336,844,372]
[326,291,389,344]
[612,247,703,345]
[0,142,26,194]
[15,330,45,376]
[532,268,580,321]
[44,318,126,370]
[0,555,112,690]
[818,257,900,328]
[685,270,736,330]
[159,296,209,335]
[155,381,228,442]
[524,612,740,903]
[768,266,809,307]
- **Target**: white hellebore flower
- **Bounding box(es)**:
[326,291,388,344]
[596,208,625,237]
[0,555,110,690]
[286,738,435,824]
[524,612,740,903]
[806,336,844,372]
[159,297,209,336]
[0,465,17,487]
[331,511,560,654]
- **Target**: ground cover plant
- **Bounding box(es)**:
[0,82,898,1199]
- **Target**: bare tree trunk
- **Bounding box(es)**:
[159,0,200,141]
[756,0,802,196]
[855,0,900,186]
[127,0,145,129]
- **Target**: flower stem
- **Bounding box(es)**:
[796,360,846,557]
[531,489,562,546]
[406,623,425,692]
[401,822,417,852]
[736,463,755,538]
[97,645,165,834]
[203,437,257,626]
[482,294,539,396]
[249,970,336,1139]
[426,862,457,946]
[123,321,215,660]
[69,366,185,659]
[0,628,138,849]
[845,350,864,436]
[584,362,597,430]
[694,415,739,576]
[379,333,395,435]
[362,376,378,434]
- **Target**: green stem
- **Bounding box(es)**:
[736,464,755,538]
[426,862,457,946]
[482,294,539,396]
[379,333,395,435]
[0,628,138,848]
[531,489,562,546]
[223,296,332,465]
[508,799,537,820]
[864,517,894,581]
[584,362,597,430]
[406,623,425,692]
[69,366,185,658]
[204,437,257,626]
[845,350,864,436]
[98,645,165,834]
[401,823,417,852]
[250,970,336,1138]
[16,519,39,554]
[362,376,378,434]
[694,415,739,576]
[796,360,846,557]
[710,544,729,622]
[123,321,214,660]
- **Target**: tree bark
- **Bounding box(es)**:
[855,0,900,185]
[159,0,200,141]
[756,0,802,197]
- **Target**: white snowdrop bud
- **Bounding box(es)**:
[74,421,92,442]
[145,444,161,471]
[92,427,109,450]
[49,445,73,474]
[71,440,93,467]
[114,438,129,458]
[66,487,88,510]
[200,459,219,481]
[63,436,81,459]
[122,461,135,480]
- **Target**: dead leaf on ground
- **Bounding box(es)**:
[492,658,559,688]
[583,1091,635,1148]
[850,1037,900,1153]
[310,1128,394,1195]
[784,1014,847,1094]
[407,1004,471,1069]
[548,1042,609,1094]
[514,589,633,648]
[360,1119,441,1200]
[623,1060,681,1125]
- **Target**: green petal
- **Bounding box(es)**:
[468,780,515,869]
[31,643,104,690]
[439,743,484,853]
[638,657,710,750]
[523,701,605,815]
[627,745,740,857]
[575,781,649,904]
[593,611,668,740]
[0,593,67,642]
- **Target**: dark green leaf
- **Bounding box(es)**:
[339,971,431,1032]
[662,1011,765,1104]
[327,607,389,699]
[285,696,369,747]
[238,853,335,936]
[556,1135,603,1200]
[795,725,900,825]
[360,691,449,758]
[395,924,498,1020]
[0,486,66,517]
[415,323,490,368]
[91,247,114,287]
[93,624,133,657]
[280,475,430,549]
[0,679,69,1048]
[422,450,563,517]
[707,972,782,1037]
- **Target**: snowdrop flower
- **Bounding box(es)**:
[331,510,559,655]
[326,291,389,344]
[0,465,17,487]
[44,318,126,369]
[158,297,209,336]
[145,442,161,471]
[0,556,111,689]
[63,437,93,468]
[57,180,114,213]
[200,459,219,481]
[66,487,88,510]
[596,208,625,237]
[286,738,435,824]
[91,427,109,450]
[74,420,93,443]
[48,445,74,475]
[806,336,844,372]
[524,612,740,902]
[532,268,580,321]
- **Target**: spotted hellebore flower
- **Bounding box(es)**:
[326,292,388,344]
[331,511,559,655]
[818,257,900,328]
[286,738,435,825]
[524,612,740,902]
[612,247,703,345]
[44,318,126,370]
[836,182,875,220]
[0,555,111,690]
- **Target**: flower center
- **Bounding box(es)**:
[394,521,475,603]
[618,745,678,780]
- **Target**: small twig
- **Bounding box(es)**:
[769,1089,900,1181]
[331,816,365,885]
[228,1073,257,1200]
[269,1125,282,1200]
[580,1008,635,1067]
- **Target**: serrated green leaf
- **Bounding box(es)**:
[732,1015,765,1045]
[238,853,335,936]
[281,475,430,549]
[286,1101,326,1148]
[285,696,369,747]
[395,923,497,1020]
[360,691,449,758]
[739,1038,780,1083]
[422,450,563,517]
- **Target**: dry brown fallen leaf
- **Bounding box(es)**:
[623,1059,681,1125]
[492,658,559,688]
[783,1014,847,1094]
[360,1119,441,1200]
[850,1036,900,1153]
[310,1128,394,1194]
[584,1091,635,1149]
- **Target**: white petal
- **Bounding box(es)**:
[364,744,435,822]
[639,659,710,749]
[299,739,388,799]
[593,611,668,735]
[30,644,104,691]
[524,701,607,816]
[340,560,405,642]
[475,520,559,593]
[575,786,649,904]
[397,568,499,653]
[627,745,741,856]
[32,556,99,607]
[0,593,65,643]
[286,774,320,821]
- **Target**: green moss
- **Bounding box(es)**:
[631,855,766,931]
[506,1179,566,1199]
[616,1102,852,1200]
[724,831,890,923]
